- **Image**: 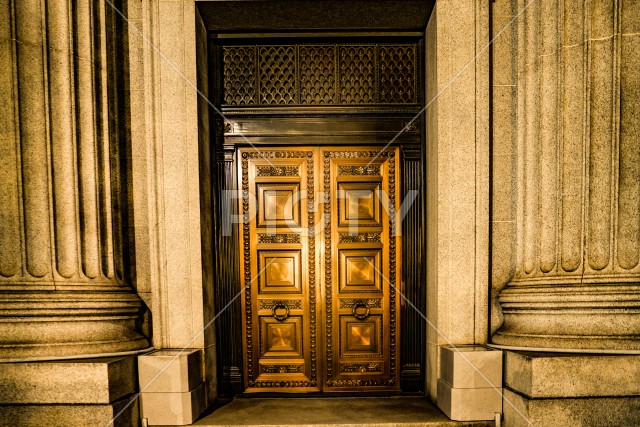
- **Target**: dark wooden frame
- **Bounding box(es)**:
[209,35,427,396]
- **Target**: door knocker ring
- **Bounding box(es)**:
[352,302,370,320]
[272,303,290,321]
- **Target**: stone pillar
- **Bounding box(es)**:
[425,0,490,399]
[0,0,148,358]
[493,0,640,350]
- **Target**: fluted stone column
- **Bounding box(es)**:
[493,0,640,350]
[0,0,148,357]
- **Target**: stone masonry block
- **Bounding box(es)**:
[440,345,502,389]
[138,349,203,393]
[504,351,640,398]
[437,378,502,421]
[502,388,640,427]
[0,356,136,404]
[140,382,206,426]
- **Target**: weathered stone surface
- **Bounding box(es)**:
[140,382,206,426]
[505,351,640,399]
[439,345,502,389]
[502,388,640,427]
[437,379,502,422]
[138,349,203,393]
[425,0,491,399]
[0,356,136,404]
[0,394,139,427]
[192,397,493,426]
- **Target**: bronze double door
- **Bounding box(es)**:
[239,146,400,393]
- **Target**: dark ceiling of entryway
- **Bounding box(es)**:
[196,0,435,32]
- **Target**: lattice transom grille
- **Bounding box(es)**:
[300,46,336,104]
[379,45,416,104]
[224,46,256,105]
[338,45,375,104]
[259,46,297,104]
[222,43,418,106]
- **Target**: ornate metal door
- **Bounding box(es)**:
[239,147,400,393]
[322,148,400,391]
[239,148,319,392]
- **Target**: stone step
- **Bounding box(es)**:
[186,397,494,427]
[0,356,139,427]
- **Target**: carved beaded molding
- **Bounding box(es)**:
[339,299,382,309]
[223,44,418,106]
[340,363,383,373]
[259,299,303,310]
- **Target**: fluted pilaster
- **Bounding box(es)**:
[493,0,640,350]
[0,0,147,357]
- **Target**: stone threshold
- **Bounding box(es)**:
[185,397,494,427]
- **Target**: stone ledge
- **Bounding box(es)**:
[502,388,640,427]
[0,393,139,427]
[504,350,640,398]
[0,356,136,404]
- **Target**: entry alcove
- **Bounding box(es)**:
[207,34,428,395]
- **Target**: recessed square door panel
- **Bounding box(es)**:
[258,251,301,294]
[340,315,382,356]
[339,249,382,293]
[260,316,303,357]
[338,183,382,227]
[257,183,301,228]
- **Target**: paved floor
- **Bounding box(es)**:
[192,397,494,427]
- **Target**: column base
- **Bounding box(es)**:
[0,291,149,358]
[502,350,640,427]
[0,356,140,426]
[494,282,640,350]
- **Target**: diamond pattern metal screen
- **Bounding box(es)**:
[300,46,337,104]
[222,43,418,106]
[379,45,416,104]
[259,46,297,104]
[223,46,256,105]
[338,45,375,104]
